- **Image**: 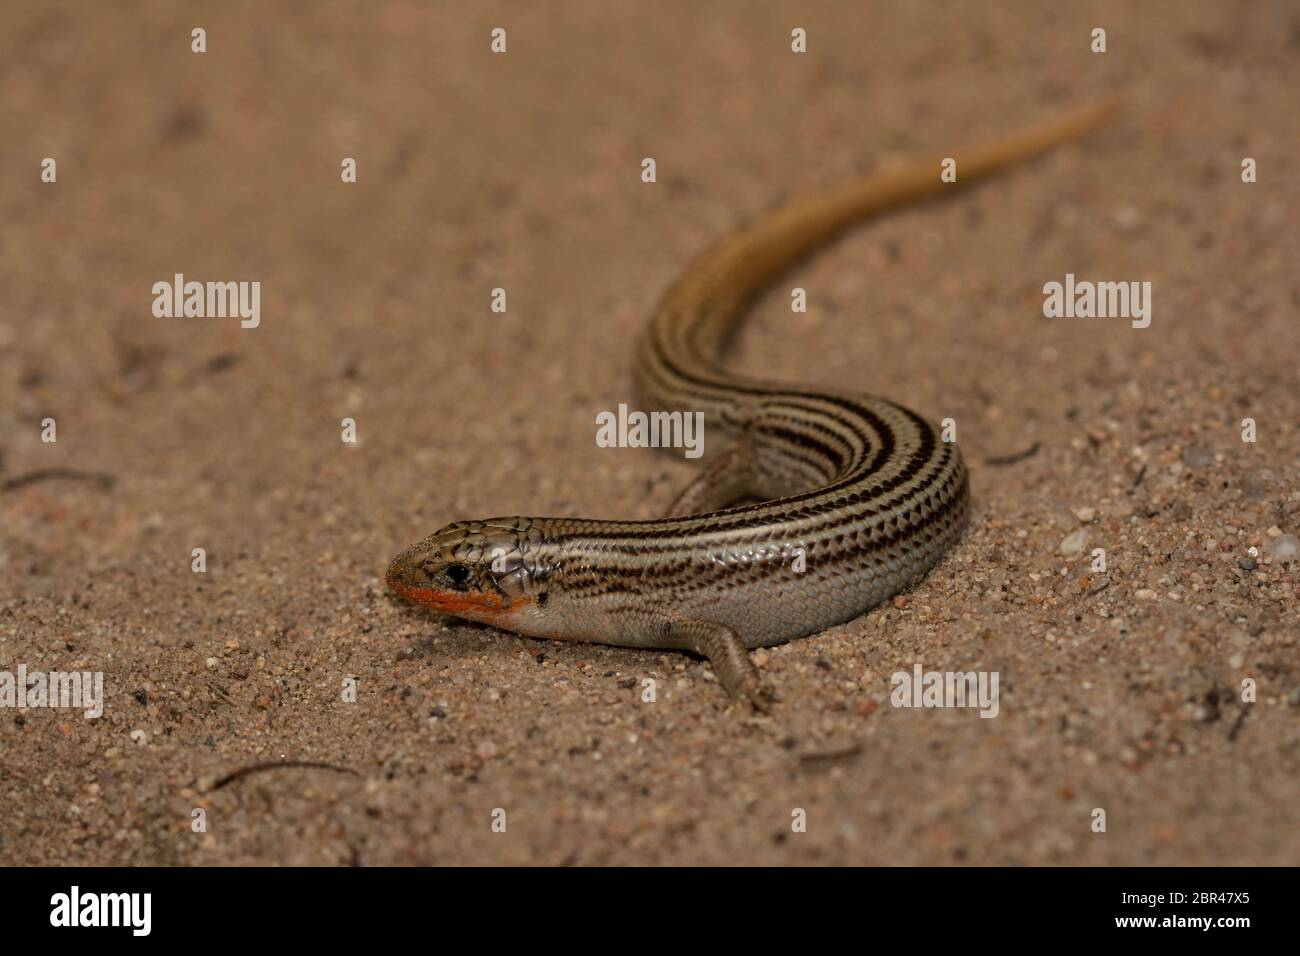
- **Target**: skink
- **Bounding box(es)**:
[388,103,1114,707]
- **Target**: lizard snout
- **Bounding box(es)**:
[386,548,433,596]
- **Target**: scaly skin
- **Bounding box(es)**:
[388,102,1116,707]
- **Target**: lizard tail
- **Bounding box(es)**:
[652,98,1121,367]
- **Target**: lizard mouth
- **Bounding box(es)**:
[389,580,527,620]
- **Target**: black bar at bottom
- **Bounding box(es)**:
[0,866,1285,941]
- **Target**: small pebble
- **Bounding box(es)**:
[1237,557,1256,571]
[1270,534,1298,562]
[1060,529,1088,555]
[1113,204,1142,232]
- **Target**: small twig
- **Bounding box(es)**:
[1086,580,1111,598]
[1226,705,1250,742]
[1,468,116,492]
[1130,463,1148,490]
[205,679,234,706]
[798,741,863,767]
[209,759,358,791]
[204,351,241,374]
[983,441,1040,467]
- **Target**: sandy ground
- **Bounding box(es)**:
[1,1,1297,866]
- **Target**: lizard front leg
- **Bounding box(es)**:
[661,619,777,711]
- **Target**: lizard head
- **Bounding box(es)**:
[386,520,541,626]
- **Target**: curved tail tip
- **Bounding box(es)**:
[1074,95,1125,129]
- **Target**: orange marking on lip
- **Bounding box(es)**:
[392,583,529,620]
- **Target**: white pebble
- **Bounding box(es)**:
[1270,534,1298,562]
[1113,205,1142,232]
[1060,529,1088,555]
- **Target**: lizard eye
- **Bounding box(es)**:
[444,563,472,589]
